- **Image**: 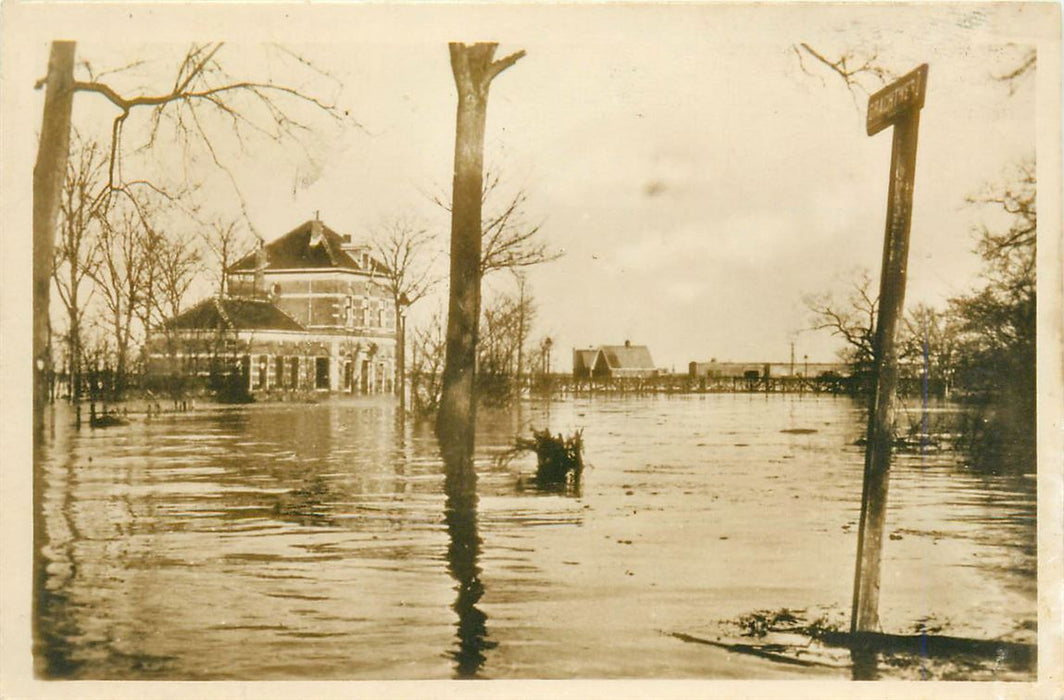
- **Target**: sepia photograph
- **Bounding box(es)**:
[1,1,1061,696]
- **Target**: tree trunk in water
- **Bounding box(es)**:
[33,41,76,439]
[437,42,524,463]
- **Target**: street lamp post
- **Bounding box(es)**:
[398,292,411,411]
[544,337,553,392]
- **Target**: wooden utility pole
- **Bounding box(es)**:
[437,42,524,460]
[851,64,928,635]
[33,41,77,439]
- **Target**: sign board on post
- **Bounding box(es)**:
[850,64,929,653]
[866,64,928,136]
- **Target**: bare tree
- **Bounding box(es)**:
[438,42,525,461]
[155,232,202,321]
[477,280,537,405]
[203,219,254,295]
[52,134,105,401]
[371,216,438,410]
[804,268,878,386]
[434,170,561,277]
[409,309,448,417]
[479,175,560,276]
[87,202,155,396]
[514,274,533,382]
[33,41,348,428]
[966,159,1036,283]
[898,303,958,395]
[949,161,1036,447]
[134,225,164,340]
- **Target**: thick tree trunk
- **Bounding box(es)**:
[437,43,523,462]
[33,41,76,438]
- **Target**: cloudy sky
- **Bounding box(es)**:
[20,3,1048,370]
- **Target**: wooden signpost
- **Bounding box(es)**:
[851,64,928,637]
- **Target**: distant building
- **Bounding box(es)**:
[147,217,397,394]
[688,360,850,380]
[573,341,658,380]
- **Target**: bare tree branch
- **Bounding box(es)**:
[39,42,352,231]
[487,50,527,81]
[432,170,561,276]
[993,48,1036,95]
[371,217,439,308]
[804,268,879,370]
[792,43,896,114]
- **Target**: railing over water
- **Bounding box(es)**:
[525,374,947,398]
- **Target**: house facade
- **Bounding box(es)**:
[147,217,397,395]
[572,341,658,380]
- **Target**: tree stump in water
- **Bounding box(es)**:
[502,428,585,489]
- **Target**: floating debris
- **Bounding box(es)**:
[499,428,585,490]
[673,607,1036,679]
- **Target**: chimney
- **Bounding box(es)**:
[254,238,266,297]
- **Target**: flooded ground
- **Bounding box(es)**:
[34,394,1036,680]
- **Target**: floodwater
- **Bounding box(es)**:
[34,394,1036,680]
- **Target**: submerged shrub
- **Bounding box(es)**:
[502,428,585,489]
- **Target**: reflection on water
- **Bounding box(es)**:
[442,444,495,677]
[33,395,1036,679]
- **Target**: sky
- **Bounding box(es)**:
[24,3,1045,371]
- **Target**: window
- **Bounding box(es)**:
[343,296,355,328]
[315,357,330,390]
[254,355,267,390]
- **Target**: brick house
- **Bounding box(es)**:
[147,217,397,395]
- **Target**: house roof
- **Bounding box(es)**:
[573,349,598,369]
[599,344,655,370]
[165,297,306,332]
[228,219,389,275]
[575,344,656,371]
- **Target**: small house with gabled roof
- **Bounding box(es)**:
[147,216,397,395]
[572,341,658,380]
